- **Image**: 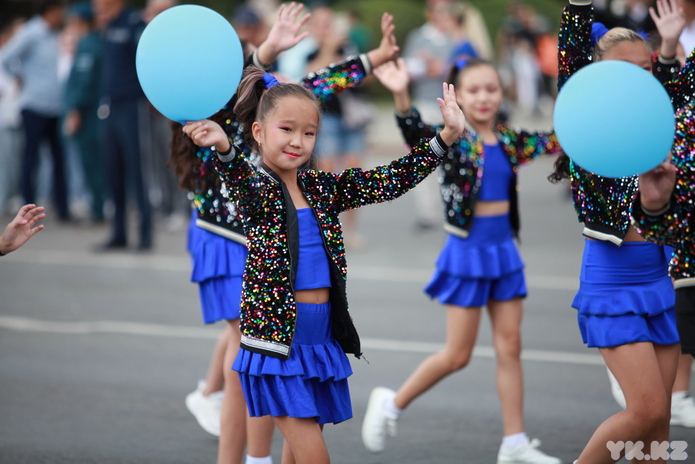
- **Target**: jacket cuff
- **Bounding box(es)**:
[430,134,449,157]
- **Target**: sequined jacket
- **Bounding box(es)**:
[194,54,373,243]
[214,137,447,360]
[559,3,640,245]
[632,103,695,287]
[396,108,561,238]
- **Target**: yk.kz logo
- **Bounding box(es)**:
[606,441,688,461]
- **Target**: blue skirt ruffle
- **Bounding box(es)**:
[425,215,526,307]
[573,240,678,347]
[187,213,248,324]
[233,302,353,425]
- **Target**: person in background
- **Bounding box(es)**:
[63,2,105,224]
[1,0,71,222]
[92,0,152,251]
[0,18,25,217]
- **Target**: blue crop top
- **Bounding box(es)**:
[294,208,332,290]
[478,143,513,201]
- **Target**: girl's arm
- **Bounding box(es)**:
[253,2,311,70]
[331,83,464,212]
[372,58,438,147]
[512,128,563,165]
[301,13,399,105]
[557,0,594,91]
[650,0,685,64]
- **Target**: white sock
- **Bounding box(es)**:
[672,390,687,402]
[502,432,529,451]
[245,455,273,464]
[383,395,403,417]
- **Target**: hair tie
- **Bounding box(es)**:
[455,58,469,71]
[262,73,279,89]
[636,29,649,42]
[591,22,609,47]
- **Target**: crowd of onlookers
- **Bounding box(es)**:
[1,0,693,252]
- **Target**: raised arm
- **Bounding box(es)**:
[557,0,594,91]
[254,2,311,69]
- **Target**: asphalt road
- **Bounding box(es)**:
[1,108,693,464]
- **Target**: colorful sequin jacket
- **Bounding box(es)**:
[213,137,447,360]
[194,54,373,243]
[396,108,561,238]
[632,103,695,287]
[558,3,641,245]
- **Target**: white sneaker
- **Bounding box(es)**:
[497,438,562,464]
[671,394,695,428]
[185,380,223,437]
[361,387,399,453]
[606,367,626,409]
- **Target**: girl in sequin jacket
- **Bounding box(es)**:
[182,66,465,462]
[548,2,682,462]
[170,8,403,463]
[359,57,562,464]
[633,101,695,357]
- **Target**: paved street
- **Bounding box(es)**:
[0,107,692,463]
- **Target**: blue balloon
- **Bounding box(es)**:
[136,5,243,123]
[554,60,675,178]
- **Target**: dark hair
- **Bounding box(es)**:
[233,67,320,154]
[445,58,500,92]
[38,0,65,15]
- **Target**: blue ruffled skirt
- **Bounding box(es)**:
[425,214,526,307]
[573,239,678,347]
[187,213,247,324]
[233,302,353,425]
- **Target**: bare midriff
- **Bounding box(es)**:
[295,287,330,304]
[474,200,510,217]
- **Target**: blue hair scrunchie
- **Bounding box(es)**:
[263,73,280,89]
[591,22,610,47]
[455,58,469,71]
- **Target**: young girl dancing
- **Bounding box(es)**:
[170,5,401,463]
[181,68,465,463]
[361,57,562,464]
[547,1,682,462]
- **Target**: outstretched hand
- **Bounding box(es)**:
[0,204,45,255]
[373,57,409,95]
[438,82,465,146]
[650,0,685,58]
[257,2,311,66]
[638,158,677,212]
[183,120,230,152]
[367,13,399,69]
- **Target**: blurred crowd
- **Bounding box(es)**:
[1,0,690,250]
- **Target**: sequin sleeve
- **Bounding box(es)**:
[395,107,439,148]
[558,3,594,91]
[301,55,367,106]
[633,103,695,244]
[212,144,262,213]
[327,136,446,212]
[655,48,695,113]
[501,127,563,165]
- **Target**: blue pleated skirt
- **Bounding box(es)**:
[425,214,526,307]
[573,239,678,348]
[187,213,248,324]
[233,302,353,425]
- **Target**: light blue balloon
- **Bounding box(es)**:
[136,5,243,123]
[554,60,675,178]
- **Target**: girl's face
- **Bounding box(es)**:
[252,96,319,176]
[601,40,652,73]
[455,65,503,128]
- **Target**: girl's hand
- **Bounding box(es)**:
[257,2,311,66]
[0,204,45,255]
[373,57,409,95]
[638,157,677,212]
[438,82,465,146]
[650,0,685,59]
[182,120,230,152]
[366,13,399,68]
[373,57,412,113]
